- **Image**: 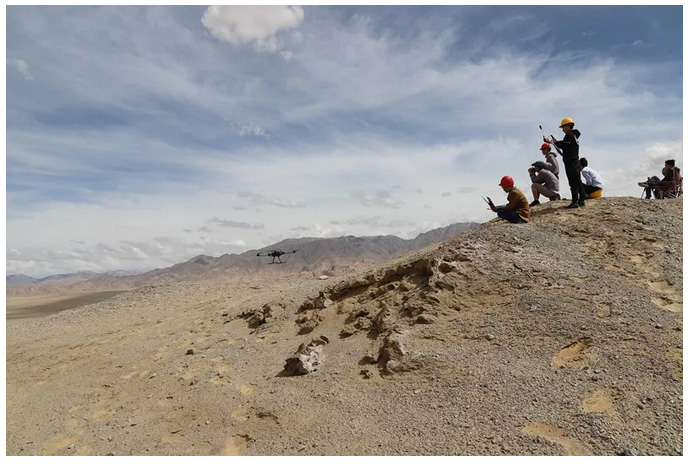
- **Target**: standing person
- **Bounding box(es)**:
[489,175,530,223]
[579,158,604,198]
[540,143,560,179]
[528,161,560,206]
[546,117,585,209]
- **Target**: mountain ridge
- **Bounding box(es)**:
[7,222,479,294]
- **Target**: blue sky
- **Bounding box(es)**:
[4,5,684,277]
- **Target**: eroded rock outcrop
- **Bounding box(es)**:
[283,336,330,376]
[237,303,277,329]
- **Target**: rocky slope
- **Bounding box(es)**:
[5,197,682,456]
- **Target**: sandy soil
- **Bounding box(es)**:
[5,197,683,456]
[6,292,127,322]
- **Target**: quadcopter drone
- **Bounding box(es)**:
[256,249,298,264]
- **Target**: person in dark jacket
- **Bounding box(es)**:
[638,159,677,199]
[545,117,585,208]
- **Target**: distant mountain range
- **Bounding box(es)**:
[6,222,478,293]
[6,270,144,289]
[146,222,479,277]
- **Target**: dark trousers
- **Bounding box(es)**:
[564,158,586,203]
[644,176,665,199]
[497,209,526,224]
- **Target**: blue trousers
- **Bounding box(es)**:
[497,209,526,224]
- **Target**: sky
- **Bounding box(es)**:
[4,4,684,278]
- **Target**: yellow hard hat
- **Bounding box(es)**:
[559,117,575,127]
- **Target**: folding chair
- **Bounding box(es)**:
[659,176,683,199]
[653,168,683,199]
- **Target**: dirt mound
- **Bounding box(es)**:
[6,197,683,456]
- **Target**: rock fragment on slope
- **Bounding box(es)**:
[237,303,275,329]
[283,336,329,376]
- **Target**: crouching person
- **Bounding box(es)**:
[491,176,530,224]
[528,161,561,206]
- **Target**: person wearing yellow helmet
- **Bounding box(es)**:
[544,117,585,209]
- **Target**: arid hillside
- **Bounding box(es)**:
[6,197,682,456]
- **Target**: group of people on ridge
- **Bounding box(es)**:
[489,117,604,223]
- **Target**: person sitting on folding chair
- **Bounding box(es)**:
[654,165,682,199]
[639,159,676,199]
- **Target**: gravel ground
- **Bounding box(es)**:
[6,197,683,456]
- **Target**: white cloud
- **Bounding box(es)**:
[208,217,265,230]
[201,5,304,52]
[8,58,33,80]
[6,236,248,278]
[641,142,682,167]
[313,222,344,238]
[238,121,269,138]
[236,191,306,208]
[335,215,384,227]
[350,187,404,209]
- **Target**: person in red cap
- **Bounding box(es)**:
[540,142,559,179]
[488,176,530,223]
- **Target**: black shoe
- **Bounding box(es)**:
[529,200,540,207]
[566,202,579,209]
[578,201,585,207]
